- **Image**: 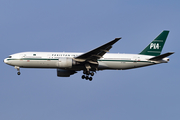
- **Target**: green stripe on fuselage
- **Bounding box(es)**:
[7,58,154,63]
[98,59,153,63]
[7,58,59,61]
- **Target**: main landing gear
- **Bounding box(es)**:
[15,66,21,75]
[81,71,94,81]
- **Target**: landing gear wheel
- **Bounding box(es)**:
[17,72,21,75]
[89,77,92,81]
[90,72,94,76]
[82,70,95,81]
[82,75,85,79]
[85,76,89,80]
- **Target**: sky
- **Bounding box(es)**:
[0,0,180,120]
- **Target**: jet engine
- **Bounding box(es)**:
[57,69,77,77]
[58,57,76,68]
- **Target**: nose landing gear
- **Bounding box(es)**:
[15,66,21,75]
[17,71,21,75]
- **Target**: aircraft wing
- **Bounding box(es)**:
[74,38,121,64]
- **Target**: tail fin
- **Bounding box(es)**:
[139,30,169,56]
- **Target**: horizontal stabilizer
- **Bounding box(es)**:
[149,52,174,61]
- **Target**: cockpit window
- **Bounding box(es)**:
[8,56,12,58]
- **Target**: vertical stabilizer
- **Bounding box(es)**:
[139,30,169,56]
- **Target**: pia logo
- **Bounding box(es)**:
[150,43,160,49]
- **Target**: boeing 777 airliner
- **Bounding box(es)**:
[4,31,174,81]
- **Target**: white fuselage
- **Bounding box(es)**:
[4,52,168,71]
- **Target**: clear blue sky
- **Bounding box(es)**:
[1,0,179,120]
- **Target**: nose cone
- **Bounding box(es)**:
[4,58,8,64]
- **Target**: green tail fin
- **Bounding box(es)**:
[139,30,169,56]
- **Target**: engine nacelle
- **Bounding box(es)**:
[57,69,77,77]
[58,57,76,68]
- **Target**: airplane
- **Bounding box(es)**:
[4,30,174,81]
